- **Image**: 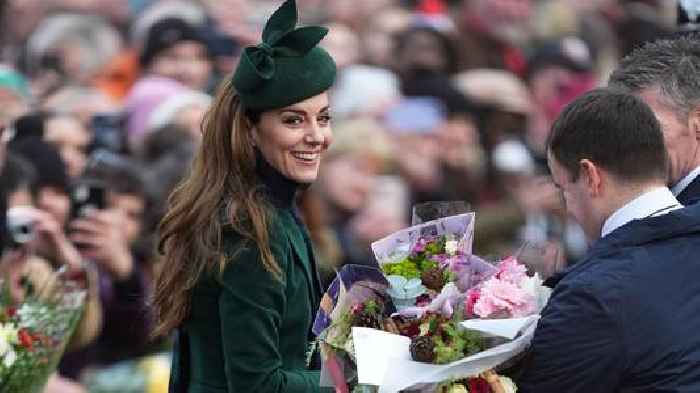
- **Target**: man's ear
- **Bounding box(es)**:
[689,105,700,142]
[579,159,602,196]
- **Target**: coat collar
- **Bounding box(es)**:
[677,171,700,206]
[547,203,700,288]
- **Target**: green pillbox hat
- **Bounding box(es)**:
[232,0,337,112]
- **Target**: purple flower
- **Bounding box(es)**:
[412,238,428,254]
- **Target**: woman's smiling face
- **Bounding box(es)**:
[253,92,333,183]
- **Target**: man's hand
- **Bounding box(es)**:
[69,209,134,281]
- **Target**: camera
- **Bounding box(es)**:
[70,181,107,220]
[6,206,37,248]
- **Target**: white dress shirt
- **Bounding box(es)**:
[601,187,683,238]
[672,166,700,197]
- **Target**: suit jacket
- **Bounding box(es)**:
[168,205,331,393]
[518,203,700,393]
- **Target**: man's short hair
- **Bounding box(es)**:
[608,35,700,119]
[548,88,667,183]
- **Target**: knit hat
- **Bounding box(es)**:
[232,0,336,111]
[140,17,210,68]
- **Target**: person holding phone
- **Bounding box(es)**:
[59,152,151,378]
[152,1,336,391]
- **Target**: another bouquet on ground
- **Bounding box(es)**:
[0,267,87,393]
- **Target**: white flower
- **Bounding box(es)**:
[3,349,16,368]
[519,273,552,313]
[445,240,459,256]
[499,376,518,393]
[0,338,8,358]
[0,323,19,357]
[446,383,468,393]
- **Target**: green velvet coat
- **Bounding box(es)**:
[168,202,332,393]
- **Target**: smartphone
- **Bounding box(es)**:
[70,181,107,220]
[90,113,125,153]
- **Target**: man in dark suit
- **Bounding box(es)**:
[609,35,700,205]
[518,89,700,392]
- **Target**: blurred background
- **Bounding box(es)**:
[0,0,684,391]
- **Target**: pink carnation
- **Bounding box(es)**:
[472,277,536,318]
[495,256,528,285]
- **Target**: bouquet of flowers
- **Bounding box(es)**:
[0,267,87,393]
[314,206,552,393]
[312,264,394,392]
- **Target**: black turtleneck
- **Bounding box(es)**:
[255,149,303,210]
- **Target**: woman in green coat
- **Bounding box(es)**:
[151,1,336,391]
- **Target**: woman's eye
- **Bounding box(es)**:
[318,114,332,126]
[283,116,303,126]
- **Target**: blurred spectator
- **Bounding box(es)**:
[394,26,459,79]
[331,65,402,120]
[320,23,361,70]
[123,75,188,148]
[130,1,208,50]
[616,1,673,57]
[139,124,196,265]
[42,85,120,127]
[25,13,123,98]
[326,0,395,32]
[12,111,92,179]
[139,17,214,91]
[316,117,394,269]
[401,72,484,202]
[61,151,152,379]
[9,139,73,235]
[361,6,412,67]
[525,36,598,155]
[199,0,258,46]
[456,0,531,72]
[1,154,36,208]
[146,90,211,142]
[0,65,32,128]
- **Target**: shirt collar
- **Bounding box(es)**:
[601,187,683,238]
[671,165,700,196]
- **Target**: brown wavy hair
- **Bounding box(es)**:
[151,80,281,338]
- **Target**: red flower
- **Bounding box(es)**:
[7,307,17,318]
[351,303,364,315]
[468,377,492,393]
[18,329,33,351]
[465,289,481,316]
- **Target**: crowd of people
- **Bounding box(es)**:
[0,0,688,391]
